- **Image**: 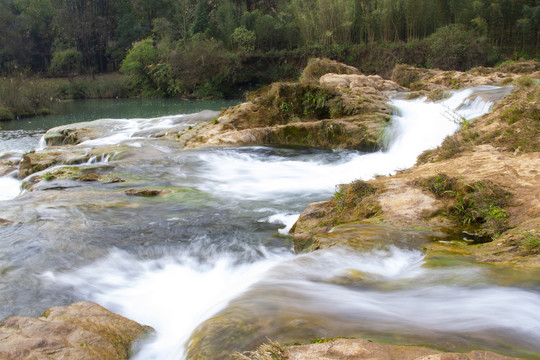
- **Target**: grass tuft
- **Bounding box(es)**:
[416,173,511,237]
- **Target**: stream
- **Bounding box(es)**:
[0,88,539,359]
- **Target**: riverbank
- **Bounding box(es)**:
[0,73,128,121]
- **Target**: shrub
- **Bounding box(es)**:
[426,24,486,71]
[168,39,240,98]
[49,48,83,77]
[231,26,256,54]
[0,107,14,120]
[417,174,511,237]
[120,38,161,93]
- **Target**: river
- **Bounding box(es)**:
[0,90,539,360]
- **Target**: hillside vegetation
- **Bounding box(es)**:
[0,0,538,102]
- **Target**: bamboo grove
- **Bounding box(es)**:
[1,0,538,97]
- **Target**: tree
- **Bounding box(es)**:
[232,26,256,53]
[120,38,160,91]
[427,24,486,70]
[49,48,83,77]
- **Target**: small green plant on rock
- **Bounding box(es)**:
[233,339,287,360]
[522,232,540,251]
[416,173,511,237]
[333,186,347,211]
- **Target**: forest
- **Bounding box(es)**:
[0,0,539,100]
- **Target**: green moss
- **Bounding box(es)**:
[40,309,52,319]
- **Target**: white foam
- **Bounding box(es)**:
[47,250,290,360]
[0,176,21,201]
[260,212,301,235]
[193,88,498,201]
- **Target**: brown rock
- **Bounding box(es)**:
[183,80,392,151]
[0,302,152,360]
[125,188,168,197]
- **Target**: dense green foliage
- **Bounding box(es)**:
[0,0,538,98]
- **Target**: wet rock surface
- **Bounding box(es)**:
[238,339,521,360]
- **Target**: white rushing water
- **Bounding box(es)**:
[0,176,21,201]
[193,87,493,202]
[39,86,540,360]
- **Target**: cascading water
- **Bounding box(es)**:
[1,86,538,359]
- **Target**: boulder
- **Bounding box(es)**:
[300,58,360,83]
[18,148,92,179]
[182,80,393,151]
[43,122,107,146]
[0,301,153,360]
[18,145,132,179]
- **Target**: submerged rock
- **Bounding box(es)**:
[0,302,152,360]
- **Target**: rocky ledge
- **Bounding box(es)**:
[0,302,152,360]
[171,59,401,151]
[292,69,540,267]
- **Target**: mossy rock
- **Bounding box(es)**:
[414,173,511,238]
[300,58,360,83]
[496,60,540,74]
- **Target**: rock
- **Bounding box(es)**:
[291,81,540,266]
[43,122,107,146]
[237,339,520,360]
[0,301,153,360]
[183,79,393,151]
[320,73,404,92]
[0,218,13,226]
[18,148,92,179]
[261,339,518,360]
[391,62,540,91]
[0,152,21,176]
[300,58,360,83]
[18,145,132,179]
